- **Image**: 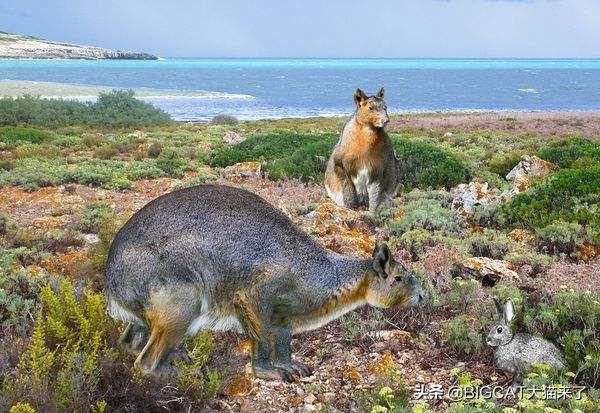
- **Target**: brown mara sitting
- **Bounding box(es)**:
[325,88,400,212]
[105,184,423,381]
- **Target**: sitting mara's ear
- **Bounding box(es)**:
[354,88,368,105]
[376,87,385,99]
[504,299,515,323]
[372,242,392,277]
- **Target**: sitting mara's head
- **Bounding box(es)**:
[353,87,389,128]
[366,242,423,308]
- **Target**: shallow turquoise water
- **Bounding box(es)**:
[1,58,599,120]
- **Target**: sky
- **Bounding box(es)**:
[0,0,599,58]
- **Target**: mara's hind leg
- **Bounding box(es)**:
[119,322,149,354]
[134,286,199,376]
[326,163,359,209]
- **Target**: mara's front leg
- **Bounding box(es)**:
[233,289,311,382]
[367,180,386,212]
[271,324,311,381]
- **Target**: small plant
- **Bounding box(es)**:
[393,136,470,190]
[504,251,553,277]
[471,202,507,228]
[0,127,52,145]
[211,115,239,125]
[469,229,511,259]
[175,331,221,400]
[443,315,482,356]
[156,148,188,177]
[445,278,479,313]
[79,202,116,234]
[386,199,466,237]
[3,279,109,410]
[536,221,588,257]
[487,150,524,178]
[538,137,600,169]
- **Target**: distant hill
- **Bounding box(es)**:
[0,31,158,60]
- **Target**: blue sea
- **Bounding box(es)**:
[1,58,600,120]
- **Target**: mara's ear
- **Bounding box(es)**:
[493,298,503,318]
[504,299,515,323]
[372,242,391,277]
[354,88,368,106]
[376,87,385,99]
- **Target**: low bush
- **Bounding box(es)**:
[445,278,480,313]
[471,202,508,228]
[504,251,553,277]
[392,136,470,190]
[156,148,188,177]
[487,150,523,178]
[211,115,238,125]
[443,314,482,356]
[0,91,171,128]
[79,202,116,234]
[469,229,511,259]
[2,279,109,410]
[0,127,52,145]
[523,288,599,387]
[535,221,588,257]
[386,199,466,237]
[209,132,336,181]
[503,164,600,244]
[538,137,600,169]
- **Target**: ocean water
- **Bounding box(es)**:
[1,58,600,120]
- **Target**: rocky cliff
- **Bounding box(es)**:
[0,32,157,60]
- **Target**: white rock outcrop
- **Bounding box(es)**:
[0,33,157,60]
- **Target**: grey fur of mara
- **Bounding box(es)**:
[105,184,423,381]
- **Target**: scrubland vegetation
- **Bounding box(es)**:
[0,94,599,411]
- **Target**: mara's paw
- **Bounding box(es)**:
[273,361,312,382]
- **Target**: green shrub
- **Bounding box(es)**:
[87,90,172,128]
[503,164,600,244]
[0,92,171,128]
[79,202,116,234]
[0,127,51,145]
[471,202,508,228]
[445,278,479,313]
[504,251,553,277]
[487,151,523,177]
[443,315,482,356]
[469,229,511,259]
[386,199,466,237]
[209,132,336,181]
[175,332,221,400]
[211,115,238,125]
[538,137,600,169]
[523,288,599,387]
[536,221,588,257]
[402,189,454,208]
[0,262,44,327]
[392,136,470,190]
[3,279,109,410]
[156,148,188,177]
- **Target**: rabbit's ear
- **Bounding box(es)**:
[493,298,503,317]
[504,299,515,323]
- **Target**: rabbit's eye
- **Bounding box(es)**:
[497,327,503,333]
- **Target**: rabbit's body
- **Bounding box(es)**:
[493,332,566,374]
[487,299,566,376]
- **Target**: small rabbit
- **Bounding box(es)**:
[487,298,566,375]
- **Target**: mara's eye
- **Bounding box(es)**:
[497,326,503,333]
[394,275,403,282]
